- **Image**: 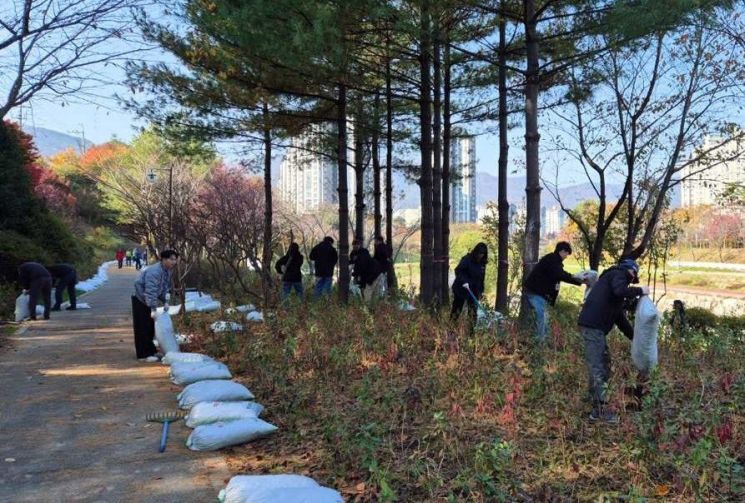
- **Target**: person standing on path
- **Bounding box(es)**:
[309,236,338,298]
[18,262,53,321]
[450,243,488,326]
[47,263,77,311]
[133,248,143,270]
[125,249,132,267]
[275,242,304,301]
[116,249,125,269]
[523,241,585,343]
[132,249,179,362]
[577,258,649,424]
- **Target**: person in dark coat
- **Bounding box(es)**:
[133,248,143,270]
[275,242,304,301]
[309,236,338,298]
[18,262,52,320]
[48,263,77,311]
[523,241,585,342]
[373,236,391,296]
[450,242,488,324]
[350,242,383,304]
[578,258,649,424]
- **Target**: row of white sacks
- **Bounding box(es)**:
[155,313,344,502]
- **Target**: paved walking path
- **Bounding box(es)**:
[0,266,230,502]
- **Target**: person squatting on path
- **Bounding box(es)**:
[276,242,304,301]
[350,239,384,304]
[309,236,338,298]
[131,249,179,362]
[523,241,585,343]
[18,262,53,321]
[577,258,649,424]
[450,242,488,326]
[47,263,77,311]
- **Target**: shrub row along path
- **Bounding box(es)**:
[0,265,230,502]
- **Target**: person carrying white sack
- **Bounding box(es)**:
[132,249,179,362]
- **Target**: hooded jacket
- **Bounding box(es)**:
[452,244,487,299]
[524,251,582,305]
[275,247,304,283]
[578,266,643,338]
[309,240,338,278]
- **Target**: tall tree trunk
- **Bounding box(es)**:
[432,24,443,306]
[520,0,542,321]
[496,4,510,313]
[385,35,398,290]
[373,93,382,239]
[353,109,365,241]
[441,30,451,304]
[262,102,274,307]
[419,0,434,306]
[337,84,350,304]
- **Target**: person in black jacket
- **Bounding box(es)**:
[350,240,384,304]
[450,242,488,324]
[523,241,584,342]
[48,263,77,311]
[578,258,649,424]
[309,236,338,298]
[373,236,391,296]
[275,242,304,301]
[18,262,53,320]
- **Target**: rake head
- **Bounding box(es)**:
[146,410,186,423]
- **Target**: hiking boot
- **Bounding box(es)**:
[589,408,620,424]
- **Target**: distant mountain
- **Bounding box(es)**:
[21,126,93,157]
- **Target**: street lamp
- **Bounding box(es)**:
[145,165,174,247]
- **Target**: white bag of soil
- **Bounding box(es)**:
[162,352,214,365]
[196,300,221,313]
[631,295,661,373]
[178,380,255,409]
[170,360,232,386]
[246,311,264,322]
[218,475,319,503]
[186,401,264,428]
[211,321,243,333]
[186,418,277,451]
[14,293,30,322]
[240,487,345,503]
[154,313,180,354]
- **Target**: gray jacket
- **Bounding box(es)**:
[134,263,172,308]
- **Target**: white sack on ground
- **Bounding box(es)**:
[15,293,30,322]
[61,301,91,309]
[632,295,661,373]
[170,360,232,386]
[196,300,221,313]
[77,261,117,293]
[218,474,319,503]
[162,352,214,365]
[186,418,277,451]
[154,313,180,354]
[239,487,345,503]
[178,380,255,409]
[211,321,243,333]
[186,401,264,428]
[246,311,264,322]
[397,299,416,312]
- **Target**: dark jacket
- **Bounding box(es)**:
[309,241,338,278]
[452,254,486,299]
[524,251,582,305]
[373,242,390,273]
[578,266,643,338]
[351,248,382,286]
[18,262,52,289]
[275,251,304,283]
[47,264,76,281]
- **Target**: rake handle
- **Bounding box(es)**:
[159,420,171,453]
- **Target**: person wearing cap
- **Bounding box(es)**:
[577,258,649,424]
[523,241,585,342]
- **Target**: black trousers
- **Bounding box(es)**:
[450,292,477,325]
[53,272,77,309]
[131,296,157,358]
[29,277,52,320]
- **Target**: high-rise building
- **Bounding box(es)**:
[681,135,745,207]
[543,205,566,237]
[279,125,338,214]
[450,135,477,223]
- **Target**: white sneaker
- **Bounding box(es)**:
[138,355,160,363]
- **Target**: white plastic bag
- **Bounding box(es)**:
[241,487,344,503]
[178,380,255,409]
[155,313,180,354]
[246,311,264,322]
[170,360,232,386]
[162,352,214,365]
[631,295,661,373]
[211,321,243,333]
[186,418,277,451]
[14,293,30,322]
[218,475,319,503]
[186,401,264,428]
[573,269,599,301]
[196,300,221,313]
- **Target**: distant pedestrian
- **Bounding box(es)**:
[133,248,143,270]
[350,239,384,304]
[275,242,304,301]
[577,258,649,424]
[116,249,125,269]
[132,249,179,362]
[47,263,77,311]
[373,236,391,296]
[18,262,52,321]
[523,241,585,343]
[309,236,338,298]
[125,249,133,267]
[450,242,487,326]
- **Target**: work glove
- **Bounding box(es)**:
[22,289,28,295]
[640,286,650,296]
[150,308,158,319]
[462,282,470,291]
